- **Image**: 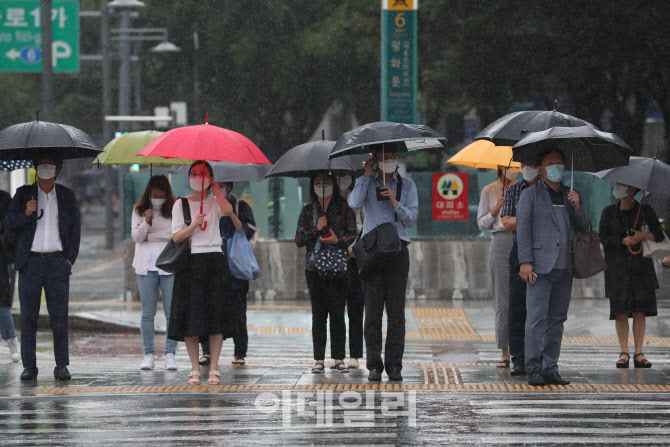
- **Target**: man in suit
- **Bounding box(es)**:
[5,155,81,381]
[516,150,589,387]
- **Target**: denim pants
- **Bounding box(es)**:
[137,272,177,355]
[525,268,572,374]
[0,307,16,340]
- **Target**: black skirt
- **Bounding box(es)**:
[168,252,232,341]
[608,283,657,320]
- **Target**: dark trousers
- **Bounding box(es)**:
[19,255,71,369]
[345,259,364,359]
[305,270,346,360]
[362,245,409,373]
[201,279,249,358]
[508,243,527,364]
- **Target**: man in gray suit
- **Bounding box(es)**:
[516,150,590,386]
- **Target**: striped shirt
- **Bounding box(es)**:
[501,180,531,242]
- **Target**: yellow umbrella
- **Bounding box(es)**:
[448,140,521,170]
[93,130,191,168]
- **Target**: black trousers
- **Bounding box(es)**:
[305,270,346,360]
[508,242,527,364]
[201,278,249,358]
[345,259,365,359]
[19,254,71,369]
[362,245,409,373]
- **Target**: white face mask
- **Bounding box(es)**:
[37,164,57,180]
[504,168,519,180]
[338,175,353,190]
[151,198,166,209]
[613,184,630,199]
[189,178,210,192]
[521,166,539,181]
[379,159,397,173]
[314,184,333,198]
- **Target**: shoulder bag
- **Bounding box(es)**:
[571,224,606,279]
[641,224,670,259]
[353,175,403,278]
[307,204,348,279]
[156,197,191,274]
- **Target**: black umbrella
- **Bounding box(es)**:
[0,120,102,160]
[646,193,670,220]
[512,126,631,176]
[475,110,596,146]
[328,121,447,159]
[266,140,369,178]
[593,155,670,197]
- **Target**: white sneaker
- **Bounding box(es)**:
[140,354,155,370]
[164,353,178,370]
[7,338,20,362]
[348,358,359,369]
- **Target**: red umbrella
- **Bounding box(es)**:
[138,115,271,230]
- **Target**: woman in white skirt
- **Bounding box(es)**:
[477,166,518,368]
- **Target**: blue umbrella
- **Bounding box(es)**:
[0,160,33,171]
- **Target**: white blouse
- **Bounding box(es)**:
[172,196,223,254]
[131,207,173,276]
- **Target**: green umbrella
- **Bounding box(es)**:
[94,130,191,169]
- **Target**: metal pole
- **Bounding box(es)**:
[193,30,200,122]
[118,10,132,132]
[102,0,115,249]
[41,0,54,121]
[133,41,142,116]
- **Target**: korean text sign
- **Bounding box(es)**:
[0,0,79,72]
[433,172,468,221]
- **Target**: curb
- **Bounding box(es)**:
[12,311,145,334]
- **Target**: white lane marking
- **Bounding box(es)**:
[472,399,670,406]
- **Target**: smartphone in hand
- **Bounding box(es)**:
[530,272,538,285]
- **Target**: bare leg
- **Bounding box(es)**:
[496,347,510,367]
[208,334,224,371]
[632,313,646,355]
[184,336,200,372]
[615,315,629,355]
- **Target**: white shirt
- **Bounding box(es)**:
[31,185,63,253]
[172,196,223,254]
[131,207,174,275]
[477,179,517,234]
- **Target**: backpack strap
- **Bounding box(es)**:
[181,197,192,226]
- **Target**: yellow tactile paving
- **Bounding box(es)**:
[479,335,670,346]
[413,308,480,340]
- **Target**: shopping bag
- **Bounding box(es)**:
[226,231,260,280]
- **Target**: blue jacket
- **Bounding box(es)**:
[4,183,81,271]
[516,182,590,275]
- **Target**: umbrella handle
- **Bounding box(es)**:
[36,209,44,220]
[199,222,207,231]
[628,244,642,256]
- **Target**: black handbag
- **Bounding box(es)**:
[156,198,191,274]
[307,204,348,279]
[353,176,403,278]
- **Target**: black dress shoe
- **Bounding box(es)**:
[387,370,403,381]
[510,362,527,376]
[368,368,382,382]
[528,369,545,386]
[542,371,570,385]
[54,366,71,381]
[20,367,38,381]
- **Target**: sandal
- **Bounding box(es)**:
[496,359,510,368]
[311,362,325,374]
[634,353,652,369]
[616,352,630,368]
[208,370,221,385]
[188,371,201,385]
[333,362,350,373]
[231,358,245,365]
[199,355,210,366]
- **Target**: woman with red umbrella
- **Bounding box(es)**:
[168,160,234,385]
